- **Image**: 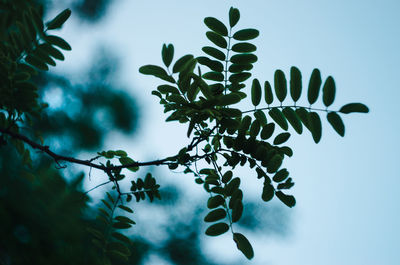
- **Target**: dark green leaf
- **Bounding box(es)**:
[274,70,287,102]
[275,191,296,208]
[273,132,291,145]
[205,222,229,236]
[40,43,64,60]
[46,8,71,30]
[273,168,289,182]
[25,55,48,71]
[197,56,224,72]
[254,110,267,126]
[233,233,254,260]
[251,79,262,106]
[229,72,251,83]
[202,46,226,61]
[111,232,131,245]
[290,66,302,102]
[119,157,139,172]
[222,171,233,183]
[230,53,257,64]
[45,35,71,50]
[229,7,240,27]
[172,54,194,73]
[232,42,257,53]
[117,205,133,213]
[112,222,131,229]
[203,71,224,82]
[322,76,335,107]
[233,29,259,41]
[238,115,252,135]
[216,93,242,106]
[231,200,243,222]
[269,108,288,130]
[206,31,227,48]
[228,63,253,73]
[162,43,174,67]
[327,112,345,136]
[262,184,274,202]
[225,177,240,196]
[260,124,275,141]
[249,120,261,138]
[204,17,228,36]
[267,154,283,173]
[295,108,311,131]
[308,68,322,104]
[204,208,226,222]
[157,85,180,94]
[282,107,303,134]
[309,112,322,143]
[207,195,225,209]
[339,103,369,114]
[264,81,273,104]
[115,216,135,225]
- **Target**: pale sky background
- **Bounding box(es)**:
[50,1,400,264]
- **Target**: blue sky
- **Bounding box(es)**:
[53,0,400,264]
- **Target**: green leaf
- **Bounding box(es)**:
[112,222,131,229]
[197,56,224,72]
[274,70,287,102]
[206,31,227,48]
[157,85,180,94]
[46,8,71,30]
[322,76,335,107]
[290,66,302,102]
[275,191,296,208]
[117,205,133,213]
[327,112,345,136]
[222,171,233,183]
[172,54,194,73]
[309,112,322,143]
[119,157,139,172]
[205,222,229,236]
[308,68,322,104]
[269,108,288,130]
[225,177,240,196]
[25,55,48,71]
[249,120,261,138]
[267,154,283,173]
[233,29,259,41]
[229,72,251,83]
[231,200,243,222]
[254,110,267,126]
[295,108,311,131]
[207,195,225,209]
[261,123,275,140]
[273,168,289,182]
[262,184,274,202]
[229,7,240,27]
[204,17,228,36]
[233,233,254,260]
[228,63,253,73]
[111,232,131,245]
[202,46,226,61]
[204,208,226,222]
[231,42,257,53]
[40,43,64,60]
[230,53,257,64]
[45,35,71,50]
[251,79,262,106]
[203,71,224,82]
[114,216,135,225]
[216,93,242,106]
[264,81,273,105]
[30,7,44,33]
[238,115,252,135]
[162,43,174,67]
[282,107,303,134]
[273,132,290,145]
[339,103,369,114]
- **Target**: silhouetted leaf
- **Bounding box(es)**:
[231,200,243,222]
[206,31,227,48]
[203,71,224,82]
[254,110,267,126]
[204,17,228,36]
[261,123,275,140]
[216,93,242,106]
[231,42,256,53]
[267,154,283,173]
[162,43,174,67]
[308,68,322,104]
[273,168,289,182]
[45,35,71,50]
[205,222,229,236]
[322,76,335,107]
[269,108,288,130]
[264,81,273,104]
[230,53,257,64]
[46,8,71,30]
[229,72,251,83]
[251,78,262,106]
[233,233,254,260]
[233,29,259,40]
[275,191,296,208]
[202,46,226,61]
[204,208,226,222]
[309,112,322,143]
[290,66,302,102]
[207,195,225,209]
[273,132,290,145]
[274,70,287,102]
[327,112,345,136]
[262,184,274,202]
[229,7,240,27]
[282,107,302,134]
[173,54,194,73]
[339,103,369,114]
[117,205,133,213]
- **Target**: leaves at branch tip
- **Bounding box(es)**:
[229,7,240,27]
[46,8,71,30]
[139,65,174,83]
[162,44,174,67]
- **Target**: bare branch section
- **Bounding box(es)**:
[0,127,172,171]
